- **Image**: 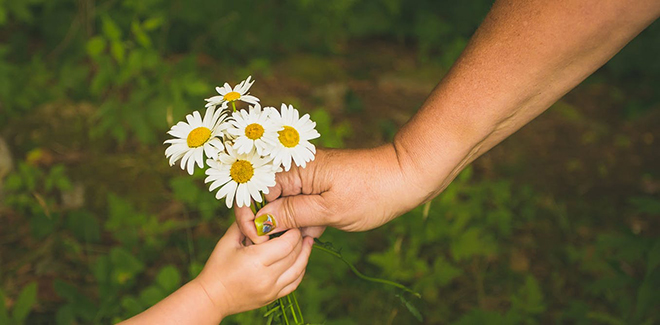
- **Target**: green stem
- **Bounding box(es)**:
[263,306,279,318]
[279,297,290,325]
[287,295,299,324]
[232,101,237,112]
[291,292,304,324]
[313,242,421,298]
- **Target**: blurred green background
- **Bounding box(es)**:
[1,0,659,324]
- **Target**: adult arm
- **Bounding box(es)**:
[237,0,660,241]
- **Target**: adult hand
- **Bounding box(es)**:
[235,144,435,244]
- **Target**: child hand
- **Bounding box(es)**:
[194,223,314,319]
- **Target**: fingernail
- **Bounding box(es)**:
[255,214,277,236]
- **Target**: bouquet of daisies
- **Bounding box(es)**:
[164,76,319,209]
[164,76,317,324]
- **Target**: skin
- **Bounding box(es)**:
[119,223,314,324]
[236,0,660,244]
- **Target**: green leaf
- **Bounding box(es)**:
[66,211,101,243]
[634,264,660,321]
[29,212,56,239]
[52,279,96,321]
[0,7,7,26]
[110,41,125,64]
[511,275,546,316]
[110,248,145,285]
[450,227,496,261]
[86,36,107,58]
[92,255,111,285]
[142,17,164,31]
[101,16,122,41]
[189,262,204,278]
[131,20,152,48]
[120,296,144,318]
[12,282,37,324]
[398,294,423,322]
[139,286,166,306]
[155,265,181,293]
[433,258,462,287]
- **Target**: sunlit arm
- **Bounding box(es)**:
[394,0,660,203]
[235,0,659,238]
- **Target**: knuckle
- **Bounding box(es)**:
[283,237,297,254]
[282,252,296,267]
[283,198,300,228]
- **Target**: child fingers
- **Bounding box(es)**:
[275,237,313,289]
[217,223,243,248]
[276,269,306,299]
[256,228,303,266]
[235,206,267,244]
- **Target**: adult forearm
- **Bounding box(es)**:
[394,0,660,202]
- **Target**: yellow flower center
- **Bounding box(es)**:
[230,160,254,184]
[223,91,241,102]
[245,123,265,140]
[278,126,300,148]
[187,127,212,148]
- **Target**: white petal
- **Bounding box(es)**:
[237,183,250,207]
[208,175,231,191]
[195,147,204,168]
[186,152,197,175]
[180,149,194,171]
[241,95,260,105]
[168,149,187,166]
[225,182,237,208]
[247,182,261,202]
[192,111,203,126]
[281,152,292,171]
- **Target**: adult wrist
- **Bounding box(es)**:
[391,110,481,205]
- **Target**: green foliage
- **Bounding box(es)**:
[1,0,658,324]
[310,109,352,148]
[0,282,39,325]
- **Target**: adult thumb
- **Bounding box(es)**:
[254,194,329,236]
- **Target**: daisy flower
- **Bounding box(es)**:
[226,104,279,156]
[205,76,260,109]
[164,106,227,175]
[268,104,320,171]
[205,146,277,208]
